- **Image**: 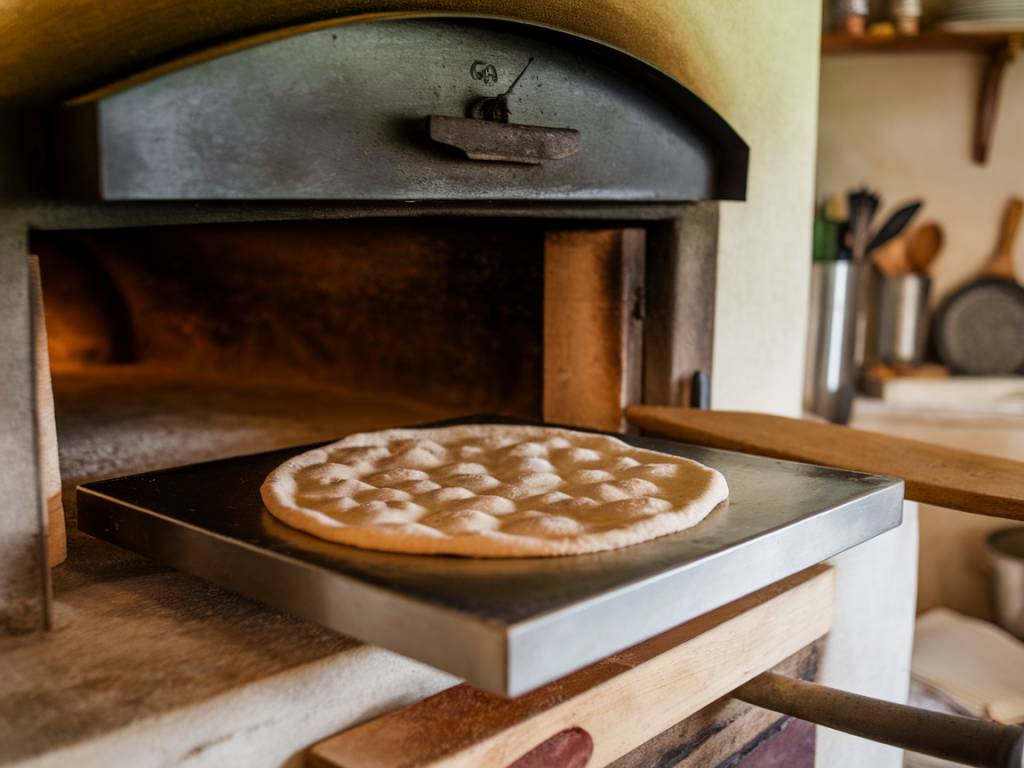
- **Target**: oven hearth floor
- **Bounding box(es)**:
[0,367,461,767]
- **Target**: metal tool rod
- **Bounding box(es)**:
[736,672,1024,768]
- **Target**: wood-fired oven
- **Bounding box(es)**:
[4,11,1021,768]
[4,16,750,633]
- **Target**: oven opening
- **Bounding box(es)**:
[32,217,652,519]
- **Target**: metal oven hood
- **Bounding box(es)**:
[51,14,748,203]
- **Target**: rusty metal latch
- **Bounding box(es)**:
[428,57,579,165]
[428,115,579,165]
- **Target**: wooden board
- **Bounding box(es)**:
[28,255,66,567]
[543,229,645,432]
[309,566,833,768]
[627,406,1024,521]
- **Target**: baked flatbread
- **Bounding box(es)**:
[261,425,727,557]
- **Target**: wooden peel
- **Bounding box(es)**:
[737,673,1024,768]
[907,223,944,274]
[626,406,1024,521]
[986,196,1022,281]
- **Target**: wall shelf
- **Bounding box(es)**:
[822,31,1021,54]
[822,32,1023,164]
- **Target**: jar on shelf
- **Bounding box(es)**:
[836,0,869,36]
[890,0,922,35]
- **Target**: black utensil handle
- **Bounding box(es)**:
[867,200,923,253]
[736,672,1024,768]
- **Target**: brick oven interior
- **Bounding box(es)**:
[32,219,559,523]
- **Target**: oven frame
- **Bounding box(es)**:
[0,14,745,634]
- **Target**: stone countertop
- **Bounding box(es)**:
[0,368,459,767]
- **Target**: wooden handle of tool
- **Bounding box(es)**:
[626,407,1024,521]
[737,673,1024,768]
[990,196,1023,280]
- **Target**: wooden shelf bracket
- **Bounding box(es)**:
[975,37,1021,165]
[822,31,1024,166]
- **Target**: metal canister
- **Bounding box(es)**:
[889,0,922,35]
[988,528,1024,640]
[875,273,931,368]
[804,261,861,424]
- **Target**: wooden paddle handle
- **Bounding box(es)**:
[737,673,1024,768]
[990,196,1023,280]
[626,407,1024,521]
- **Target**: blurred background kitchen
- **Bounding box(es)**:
[808,1,1024,758]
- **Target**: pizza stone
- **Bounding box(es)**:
[260,425,728,558]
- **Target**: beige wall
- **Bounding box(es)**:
[818,46,1024,624]
[817,53,1024,303]
[693,4,824,416]
[681,8,916,768]
[854,404,1024,619]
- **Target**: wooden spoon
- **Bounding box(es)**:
[986,196,1022,281]
[872,236,909,278]
[907,222,944,274]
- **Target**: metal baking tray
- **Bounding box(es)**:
[77,416,903,696]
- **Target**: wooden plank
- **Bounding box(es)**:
[543,228,645,432]
[643,205,718,407]
[28,256,66,567]
[309,566,834,768]
[627,406,1024,521]
[0,224,49,633]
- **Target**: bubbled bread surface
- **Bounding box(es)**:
[261,425,728,557]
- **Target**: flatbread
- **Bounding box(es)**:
[261,425,728,558]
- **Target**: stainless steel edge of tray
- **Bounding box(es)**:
[76,416,904,697]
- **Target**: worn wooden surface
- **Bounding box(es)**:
[309,567,833,768]
[0,223,49,634]
[543,228,645,432]
[643,204,718,407]
[34,220,545,416]
[628,406,1024,521]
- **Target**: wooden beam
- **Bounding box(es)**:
[543,228,645,432]
[309,567,834,768]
